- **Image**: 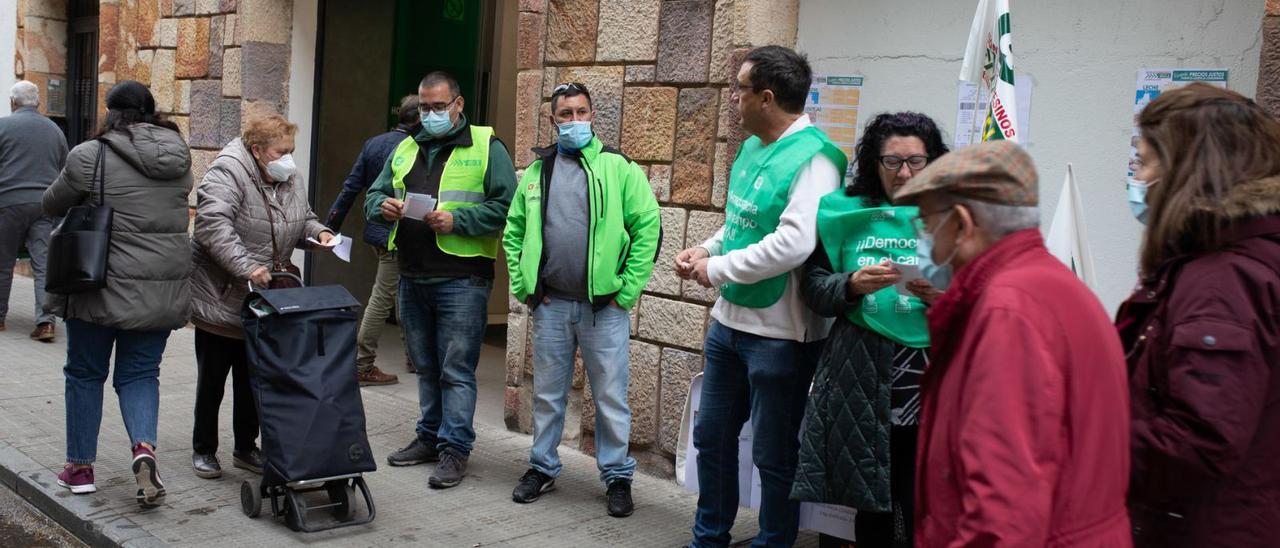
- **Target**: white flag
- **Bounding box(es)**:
[1046,164,1097,290]
[960,0,1019,143]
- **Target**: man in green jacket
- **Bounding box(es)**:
[503,83,660,518]
[364,72,516,489]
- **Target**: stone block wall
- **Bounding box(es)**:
[506,0,798,477]
[15,0,69,116]
[96,0,294,203]
[1261,0,1280,117]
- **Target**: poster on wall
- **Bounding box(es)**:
[805,75,864,181]
[1127,69,1228,182]
[954,73,1032,148]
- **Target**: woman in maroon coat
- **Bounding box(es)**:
[1119,83,1280,548]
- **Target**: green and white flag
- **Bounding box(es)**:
[960,0,1019,143]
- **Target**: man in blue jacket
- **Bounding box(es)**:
[324,95,419,386]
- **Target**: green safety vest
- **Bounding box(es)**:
[721,125,847,308]
[816,191,929,348]
[386,125,497,258]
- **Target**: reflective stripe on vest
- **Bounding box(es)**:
[386,125,497,258]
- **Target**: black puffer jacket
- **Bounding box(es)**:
[790,245,896,512]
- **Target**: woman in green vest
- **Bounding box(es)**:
[790,112,948,548]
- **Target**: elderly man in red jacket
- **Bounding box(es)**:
[894,141,1132,547]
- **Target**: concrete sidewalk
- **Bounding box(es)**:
[0,276,815,547]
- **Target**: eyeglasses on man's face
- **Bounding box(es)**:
[419,96,459,114]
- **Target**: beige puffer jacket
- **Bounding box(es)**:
[190,138,329,339]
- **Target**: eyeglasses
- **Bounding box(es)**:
[552,82,587,97]
[880,155,930,172]
[911,207,954,236]
[418,96,458,114]
[730,83,755,99]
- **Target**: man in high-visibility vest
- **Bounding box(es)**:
[364,71,516,489]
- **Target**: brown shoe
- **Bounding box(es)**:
[358,366,399,386]
[30,322,54,342]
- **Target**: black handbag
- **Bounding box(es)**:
[46,141,113,294]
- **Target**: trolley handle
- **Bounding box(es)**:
[247,271,304,292]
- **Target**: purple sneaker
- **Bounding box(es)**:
[56,465,97,494]
[132,444,166,508]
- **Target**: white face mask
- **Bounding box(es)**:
[265,153,296,182]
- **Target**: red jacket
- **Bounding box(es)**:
[915,229,1132,548]
[1116,202,1280,547]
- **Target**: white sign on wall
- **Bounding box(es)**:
[1127,69,1228,182]
[805,75,865,182]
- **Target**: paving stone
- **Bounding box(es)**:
[188,79,223,148]
[638,296,706,350]
[649,163,671,202]
[596,0,659,62]
[222,46,241,97]
[658,347,703,456]
[671,88,718,206]
[240,41,289,110]
[656,0,713,84]
[628,341,661,447]
[545,0,597,63]
[238,0,292,45]
[208,16,225,78]
[622,86,677,162]
[644,207,686,297]
[557,65,625,148]
[625,65,656,84]
[515,70,543,168]
[517,11,545,71]
[150,49,177,113]
[176,17,211,78]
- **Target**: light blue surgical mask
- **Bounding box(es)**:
[421,109,454,137]
[1127,180,1152,225]
[557,121,593,150]
[917,210,958,290]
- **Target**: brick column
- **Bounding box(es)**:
[1260,1,1280,117]
[507,0,798,477]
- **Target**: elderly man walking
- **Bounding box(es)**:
[0,81,68,341]
[895,141,1132,547]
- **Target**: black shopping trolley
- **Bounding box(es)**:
[238,273,377,532]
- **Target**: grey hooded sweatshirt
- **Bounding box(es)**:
[42,123,194,331]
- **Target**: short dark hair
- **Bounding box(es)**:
[419,71,461,97]
[848,111,950,204]
[743,46,812,114]
[550,82,592,112]
[394,94,419,128]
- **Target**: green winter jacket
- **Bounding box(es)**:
[503,137,660,310]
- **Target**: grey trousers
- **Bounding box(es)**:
[0,202,55,325]
[356,247,402,372]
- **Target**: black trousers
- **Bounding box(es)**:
[822,425,918,548]
[192,328,259,454]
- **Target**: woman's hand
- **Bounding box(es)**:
[316,231,335,245]
[907,279,943,306]
[249,266,272,287]
[846,260,901,299]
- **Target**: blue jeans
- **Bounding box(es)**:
[691,321,822,548]
[529,297,636,483]
[63,319,170,464]
[399,276,491,455]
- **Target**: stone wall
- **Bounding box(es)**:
[506,0,798,476]
[15,0,69,116]
[1262,0,1280,117]
[97,0,294,200]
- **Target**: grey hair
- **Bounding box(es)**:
[952,196,1040,238]
[10,81,38,108]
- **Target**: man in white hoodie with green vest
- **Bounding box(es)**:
[675,46,846,548]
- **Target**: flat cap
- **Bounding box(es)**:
[894,140,1038,207]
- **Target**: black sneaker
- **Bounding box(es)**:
[606,479,634,518]
[512,468,555,503]
[387,437,439,467]
[428,448,468,489]
[233,447,264,475]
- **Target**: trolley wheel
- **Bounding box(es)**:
[326,480,356,522]
[284,489,306,532]
[240,479,262,518]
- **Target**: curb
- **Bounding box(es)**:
[0,443,166,548]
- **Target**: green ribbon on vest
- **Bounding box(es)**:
[816,191,929,348]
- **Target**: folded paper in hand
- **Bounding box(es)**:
[894,262,923,295]
[404,192,437,220]
[307,233,353,263]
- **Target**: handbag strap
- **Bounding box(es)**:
[92,140,107,207]
[251,173,285,271]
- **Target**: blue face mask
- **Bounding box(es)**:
[917,211,958,290]
[421,109,454,137]
[1127,181,1151,225]
[557,121,593,150]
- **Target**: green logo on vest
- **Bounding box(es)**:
[449,158,483,168]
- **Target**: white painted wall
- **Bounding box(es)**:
[797,0,1264,312]
[0,0,17,116]
[288,0,318,270]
